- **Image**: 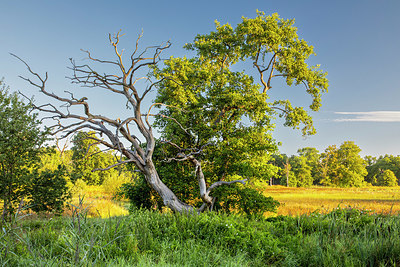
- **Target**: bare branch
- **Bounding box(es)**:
[55,138,69,156]
[14,32,196,213]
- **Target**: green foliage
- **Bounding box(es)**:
[320,141,367,187]
[269,153,289,185]
[151,10,328,212]
[297,147,321,184]
[288,155,313,187]
[71,131,135,188]
[271,153,314,187]
[211,183,280,217]
[152,141,201,206]
[39,147,73,173]
[0,81,48,218]
[269,143,394,188]
[102,170,133,197]
[366,155,400,185]
[71,131,117,185]
[376,169,398,187]
[28,165,71,214]
[118,175,161,211]
[1,208,400,266]
[182,11,328,134]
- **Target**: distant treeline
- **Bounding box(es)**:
[269,141,399,187]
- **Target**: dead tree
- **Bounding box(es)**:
[15,32,246,213]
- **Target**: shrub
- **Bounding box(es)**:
[117,175,162,211]
[70,178,88,196]
[28,165,71,214]
[211,183,280,217]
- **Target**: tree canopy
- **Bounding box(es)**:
[366,155,400,186]
[151,11,328,209]
[320,141,367,187]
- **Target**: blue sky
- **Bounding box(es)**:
[1,0,399,157]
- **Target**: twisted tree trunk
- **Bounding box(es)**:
[143,160,193,212]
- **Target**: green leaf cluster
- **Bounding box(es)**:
[181,11,328,135]
[271,152,314,187]
[28,164,71,214]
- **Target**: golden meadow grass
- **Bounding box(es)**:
[260,185,400,216]
[68,184,400,218]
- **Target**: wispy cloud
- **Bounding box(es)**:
[334,111,400,122]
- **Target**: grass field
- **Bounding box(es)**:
[260,185,400,216]
[73,184,400,218]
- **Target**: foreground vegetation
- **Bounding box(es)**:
[1,207,400,266]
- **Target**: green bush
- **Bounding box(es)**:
[28,165,71,215]
[117,175,162,211]
[211,183,280,217]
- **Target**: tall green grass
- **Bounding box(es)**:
[1,206,400,266]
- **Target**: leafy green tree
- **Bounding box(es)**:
[39,146,73,173]
[320,141,367,187]
[297,147,321,184]
[0,81,48,219]
[273,154,313,187]
[153,11,327,210]
[376,169,398,187]
[288,155,313,187]
[211,183,280,217]
[28,165,71,214]
[365,155,400,185]
[270,154,290,186]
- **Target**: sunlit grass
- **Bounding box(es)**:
[67,185,129,218]
[67,183,400,218]
[260,185,400,216]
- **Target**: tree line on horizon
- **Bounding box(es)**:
[270,142,400,188]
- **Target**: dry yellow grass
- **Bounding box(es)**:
[260,185,400,216]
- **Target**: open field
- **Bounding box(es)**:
[71,184,400,218]
[260,185,400,216]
